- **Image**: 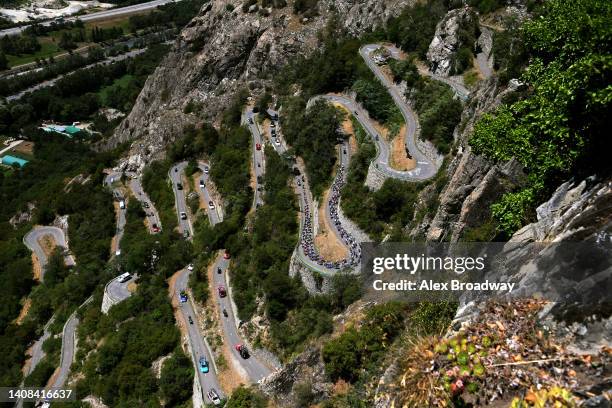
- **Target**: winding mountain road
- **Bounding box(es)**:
[128,172,162,233]
[173,266,223,402]
[23,226,75,281]
[169,162,194,238]
[242,110,266,208]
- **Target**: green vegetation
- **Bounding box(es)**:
[128,0,207,32]
[323,302,408,382]
[410,77,462,154]
[281,98,342,198]
[159,349,194,406]
[339,117,421,240]
[226,385,267,408]
[292,0,318,17]
[0,130,119,390]
[352,78,402,132]
[0,44,169,136]
[469,0,611,235]
[491,17,528,84]
[386,1,448,60]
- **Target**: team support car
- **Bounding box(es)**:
[179,291,188,303]
[218,285,227,298]
[207,389,221,405]
[180,212,187,220]
[256,143,261,150]
[223,250,230,259]
[208,201,215,209]
[176,182,183,190]
[199,357,209,373]
[235,344,250,359]
[199,179,205,188]
[187,263,194,271]
[152,223,160,233]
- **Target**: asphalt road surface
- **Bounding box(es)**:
[174,267,224,402]
[0,0,181,37]
[169,162,193,238]
[127,172,162,233]
[104,172,127,256]
[23,226,75,280]
[211,255,273,382]
[242,110,266,208]
[197,161,222,225]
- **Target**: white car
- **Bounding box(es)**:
[207,389,221,405]
[208,201,215,209]
[199,179,205,188]
[115,249,121,256]
[180,212,187,220]
[187,264,194,271]
[275,138,281,146]
[204,166,209,174]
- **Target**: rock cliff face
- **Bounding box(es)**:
[426,6,477,76]
[105,0,414,168]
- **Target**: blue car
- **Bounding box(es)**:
[199,357,209,373]
[179,291,188,303]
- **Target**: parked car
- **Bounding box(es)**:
[199,357,209,373]
[180,212,187,220]
[218,285,227,298]
[118,272,131,283]
[235,344,250,359]
[207,389,221,405]
[188,316,193,324]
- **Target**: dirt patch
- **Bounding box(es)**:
[372,120,391,142]
[314,189,348,262]
[390,126,416,171]
[127,282,138,293]
[38,234,56,258]
[32,252,42,281]
[10,141,34,156]
[14,298,31,325]
[191,172,207,211]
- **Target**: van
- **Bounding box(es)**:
[118,273,131,283]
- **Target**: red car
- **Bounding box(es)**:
[152,224,160,233]
[235,344,250,359]
[255,143,261,151]
[223,251,230,260]
[218,285,227,298]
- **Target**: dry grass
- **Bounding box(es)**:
[390,126,416,171]
[192,172,207,211]
[14,298,31,325]
[10,141,34,155]
[38,234,56,258]
[31,252,42,281]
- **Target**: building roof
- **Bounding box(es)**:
[1,155,29,167]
